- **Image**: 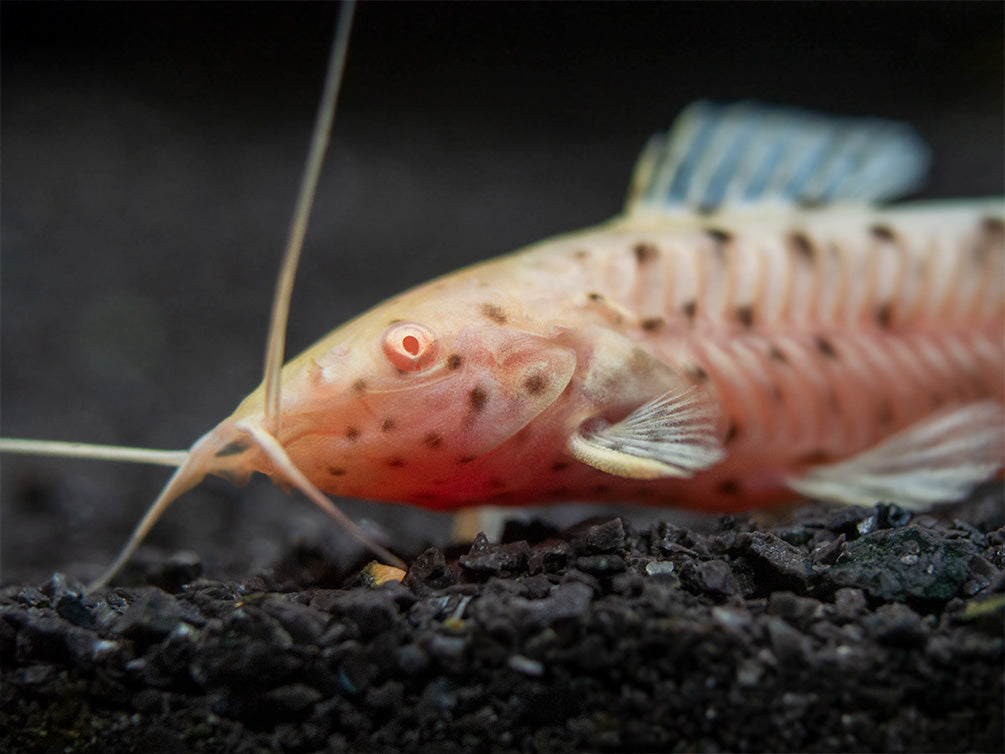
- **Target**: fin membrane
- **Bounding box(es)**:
[568,385,726,480]
[626,101,930,214]
[786,401,1005,509]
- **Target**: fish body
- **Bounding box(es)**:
[213,103,1004,514]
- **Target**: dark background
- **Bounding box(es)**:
[2,2,1002,584]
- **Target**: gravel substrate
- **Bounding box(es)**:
[2,492,1002,753]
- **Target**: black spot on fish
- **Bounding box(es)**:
[574,249,591,260]
[875,302,893,329]
[975,217,1005,264]
[546,486,570,498]
[877,403,895,428]
[523,371,548,395]
[869,224,896,242]
[386,457,406,468]
[381,417,397,432]
[446,353,463,370]
[735,305,754,328]
[482,303,508,324]
[345,426,361,442]
[788,231,815,261]
[468,385,489,413]
[587,292,604,301]
[768,346,788,364]
[797,450,830,465]
[717,479,741,495]
[328,466,347,477]
[594,483,612,494]
[724,421,739,444]
[688,364,709,382]
[458,455,477,465]
[352,378,367,392]
[634,242,659,264]
[551,461,570,472]
[641,317,665,332]
[681,300,697,320]
[423,433,444,449]
[626,348,656,377]
[813,336,838,359]
[982,217,1004,236]
[215,440,250,457]
[705,227,733,244]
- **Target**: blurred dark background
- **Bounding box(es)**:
[2,2,1002,584]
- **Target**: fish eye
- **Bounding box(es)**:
[381,321,439,371]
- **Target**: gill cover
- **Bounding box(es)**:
[375,325,577,458]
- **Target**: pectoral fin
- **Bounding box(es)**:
[786,401,1005,509]
[567,384,726,480]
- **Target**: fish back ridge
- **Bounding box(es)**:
[556,203,1004,336]
[516,202,1003,467]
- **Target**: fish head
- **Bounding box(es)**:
[225,291,577,501]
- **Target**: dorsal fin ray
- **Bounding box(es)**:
[625,101,930,215]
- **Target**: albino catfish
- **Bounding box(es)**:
[212,103,1004,515]
[3,16,1002,587]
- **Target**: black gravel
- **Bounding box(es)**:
[3,492,1003,753]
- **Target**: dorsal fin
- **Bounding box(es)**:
[625,101,930,215]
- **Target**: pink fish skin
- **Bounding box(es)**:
[183,104,1005,521]
[215,198,1004,513]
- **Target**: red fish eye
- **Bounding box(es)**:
[381,321,439,371]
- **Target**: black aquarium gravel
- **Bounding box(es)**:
[2,492,1002,753]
